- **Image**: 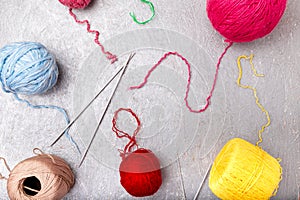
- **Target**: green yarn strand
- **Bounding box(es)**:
[130,0,155,25]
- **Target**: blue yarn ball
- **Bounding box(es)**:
[0,42,58,95]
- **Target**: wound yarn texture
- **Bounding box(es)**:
[7,153,74,200]
[0,42,80,152]
[59,0,91,9]
[209,138,282,200]
[119,148,162,197]
[207,0,287,42]
[0,42,58,95]
[209,55,282,199]
[112,108,162,197]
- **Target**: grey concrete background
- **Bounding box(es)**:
[0,0,299,199]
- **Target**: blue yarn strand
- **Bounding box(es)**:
[14,93,81,154]
[0,42,81,153]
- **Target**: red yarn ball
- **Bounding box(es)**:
[207,0,287,42]
[58,0,91,9]
[119,149,162,197]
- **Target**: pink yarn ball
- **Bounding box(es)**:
[207,0,287,42]
[58,0,91,9]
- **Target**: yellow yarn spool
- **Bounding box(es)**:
[209,55,282,200]
[209,138,282,200]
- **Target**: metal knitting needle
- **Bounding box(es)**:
[78,53,135,167]
[177,153,187,200]
[50,60,130,147]
[298,185,300,200]
[193,163,212,200]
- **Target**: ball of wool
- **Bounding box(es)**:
[7,154,74,200]
[119,148,162,197]
[209,138,282,200]
[206,0,287,42]
[58,0,91,9]
[0,42,58,95]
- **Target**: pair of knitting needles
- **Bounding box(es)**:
[50,52,211,197]
[50,53,136,167]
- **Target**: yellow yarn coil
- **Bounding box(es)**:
[209,138,282,200]
[209,55,282,199]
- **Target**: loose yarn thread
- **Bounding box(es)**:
[208,55,282,200]
[112,108,162,197]
[112,108,141,158]
[0,42,80,152]
[130,0,155,25]
[68,8,117,63]
[130,45,232,113]
[203,0,287,114]
[1,149,74,200]
[0,157,11,181]
[58,0,117,63]
[236,54,271,146]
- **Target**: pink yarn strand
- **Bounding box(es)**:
[69,8,117,64]
[130,42,233,113]
[198,41,233,112]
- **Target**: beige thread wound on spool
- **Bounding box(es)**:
[6,149,74,200]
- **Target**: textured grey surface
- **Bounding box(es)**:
[0,0,299,199]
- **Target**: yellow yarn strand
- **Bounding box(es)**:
[208,55,282,200]
[236,55,271,146]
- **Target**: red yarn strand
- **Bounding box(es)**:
[130,42,233,113]
[113,110,162,197]
[69,8,118,63]
[112,108,142,157]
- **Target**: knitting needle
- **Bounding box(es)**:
[78,53,135,167]
[50,55,133,147]
[193,163,212,200]
[298,185,300,200]
[177,153,187,200]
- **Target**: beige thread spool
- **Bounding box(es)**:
[2,149,74,200]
